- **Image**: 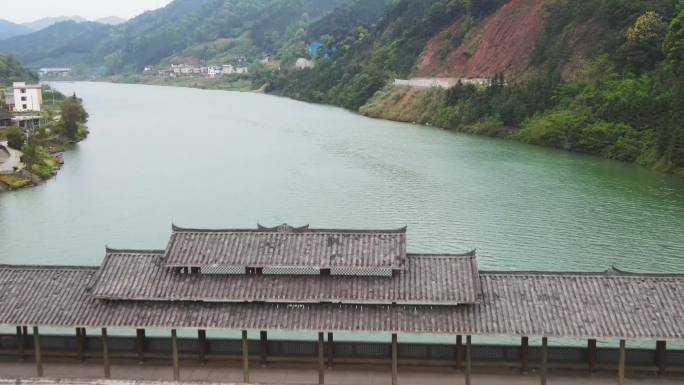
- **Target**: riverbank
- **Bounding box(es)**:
[360,85,684,177]
[108,74,255,92]
[0,89,88,193]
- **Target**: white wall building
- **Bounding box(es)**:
[39,68,71,77]
[10,82,42,112]
[208,66,222,78]
[295,58,314,70]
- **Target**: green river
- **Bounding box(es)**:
[1,82,683,344]
[3,81,683,270]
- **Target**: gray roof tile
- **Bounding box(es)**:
[2,266,684,340]
[91,250,481,305]
[164,225,407,270]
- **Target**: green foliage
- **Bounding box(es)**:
[20,142,41,168]
[6,126,24,150]
[621,11,668,72]
[272,0,505,110]
[0,54,38,86]
[664,2,684,73]
[60,94,89,141]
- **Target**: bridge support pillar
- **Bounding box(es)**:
[318,332,325,384]
[391,333,398,385]
[465,335,471,385]
[101,328,110,379]
[242,330,249,383]
[33,327,42,377]
[618,340,626,385]
[521,336,529,372]
[171,329,180,382]
[541,337,548,385]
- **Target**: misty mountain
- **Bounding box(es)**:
[0,21,111,67]
[22,16,89,31]
[0,0,364,72]
[94,16,127,26]
[0,20,32,40]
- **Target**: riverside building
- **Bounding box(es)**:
[1,224,683,385]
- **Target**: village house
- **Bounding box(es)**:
[295,57,314,70]
[11,115,42,130]
[6,82,42,112]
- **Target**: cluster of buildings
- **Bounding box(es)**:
[1,82,43,130]
[38,67,72,78]
[149,63,249,78]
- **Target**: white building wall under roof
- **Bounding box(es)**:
[12,82,42,112]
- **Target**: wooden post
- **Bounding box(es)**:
[541,337,548,385]
[136,329,146,364]
[242,330,249,383]
[318,332,325,385]
[260,330,268,366]
[455,335,462,370]
[76,328,84,362]
[171,329,180,382]
[33,327,43,377]
[327,332,334,368]
[656,340,666,375]
[16,326,25,360]
[102,328,110,379]
[465,336,471,385]
[588,339,597,372]
[618,340,625,385]
[391,333,398,385]
[80,328,87,362]
[198,329,207,363]
[521,336,529,373]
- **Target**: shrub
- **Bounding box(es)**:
[6,126,24,149]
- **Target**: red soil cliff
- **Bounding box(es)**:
[416,0,554,80]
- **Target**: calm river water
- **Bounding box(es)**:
[1,82,683,273]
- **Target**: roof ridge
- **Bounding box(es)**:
[105,247,166,254]
[172,223,407,234]
[0,264,99,271]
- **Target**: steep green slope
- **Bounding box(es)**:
[356,0,684,174]
[0,21,111,67]
[0,54,38,87]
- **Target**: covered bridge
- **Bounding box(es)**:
[0,224,682,385]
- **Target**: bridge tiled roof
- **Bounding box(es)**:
[163,224,407,270]
[2,265,684,340]
[91,250,481,305]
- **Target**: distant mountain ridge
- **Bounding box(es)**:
[0,20,31,40]
[21,16,88,31]
[0,0,366,72]
[0,15,127,42]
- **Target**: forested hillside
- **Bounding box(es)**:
[0,0,364,74]
[0,54,38,87]
[269,0,684,175]
[0,21,112,70]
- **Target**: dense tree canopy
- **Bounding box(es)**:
[0,54,38,86]
[60,94,89,141]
